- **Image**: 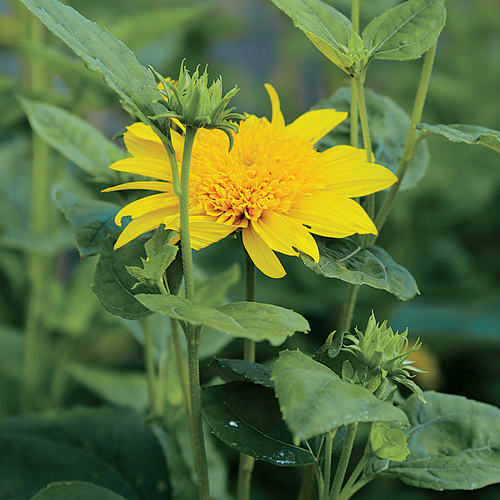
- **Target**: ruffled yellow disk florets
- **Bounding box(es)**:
[104,84,398,278]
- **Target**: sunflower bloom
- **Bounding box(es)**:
[104,84,397,278]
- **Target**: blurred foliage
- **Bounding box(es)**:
[0,0,499,498]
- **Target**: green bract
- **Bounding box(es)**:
[150,62,244,147]
[342,313,426,402]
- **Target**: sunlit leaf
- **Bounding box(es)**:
[416,123,500,154]
[272,350,409,445]
[363,0,446,61]
[301,238,419,301]
[370,422,410,462]
[202,382,317,466]
[365,391,500,490]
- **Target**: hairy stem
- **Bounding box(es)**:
[329,423,358,500]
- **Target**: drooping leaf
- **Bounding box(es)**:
[55,188,122,258]
[416,123,500,154]
[19,97,126,183]
[208,358,274,388]
[363,0,446,61]
[30,481,129,500]
[137,295,309,346]
[92,236,154,320]
[302,238,419,301]
[17,0,164,123]
[365,391,500,490]
[314,86,430,190]
[272,350,409,445]
[269,0,355,72]
[0,406,170,500]
[202,382,317,466]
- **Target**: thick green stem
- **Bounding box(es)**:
[329,423,358,500]
[237,253,257,500]
[177,125,210,499]
[337,284,359,335]
[369,41,438,245]
[338,451,373,500]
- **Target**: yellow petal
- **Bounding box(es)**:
[102,181,171,193]
[332,197,378,235]
[286,109,347,144]
[251,211,297,256]
[242,225,286,279]
[114,208,166,249]
[124,122,167,160]
[114,193,178,226]
[321,146,398,195]
[288,194,357,238]
[188,216,238,250]
[264,83,285,130]
[286,216,320,262]
[109,157,173,182]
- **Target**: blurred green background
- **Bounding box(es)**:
[0,0,499,498]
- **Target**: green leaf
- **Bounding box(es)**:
[55,188,122,258]
[195,263,241,307]
[0,406,170,499]
[314,86,430,190]
[272,350,409,445]
[363,0,446,61]
[66,363,148,412]
[126,226,179,291]
[18,0,163,123]
[19,97,125,182]
[208,358,274,388]
[202,382,317,466]
[30,481,129,500]
[92,236,154,320]
[270,0,354,72]
[137,295,309,346]
[370,422,410,461]
[416,123,500,154]
[365,391,500,490]
[302,238,419,301]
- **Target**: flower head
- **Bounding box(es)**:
[104,85,397,278]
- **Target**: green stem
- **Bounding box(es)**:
[142,316,158,413]
[237,253,257,500]
[337,284,359,335]
[369,41,438,245]
[171,317,192,420]
[298,464,316,500]
[177,125,210,499]
[329,423,358,500]
[322,430,336,500]
[338,451,373,500]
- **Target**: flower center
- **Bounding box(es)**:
[189,116,325,225]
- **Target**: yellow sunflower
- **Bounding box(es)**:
[103,84,397,278]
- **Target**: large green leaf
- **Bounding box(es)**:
[19,97,125,183]
[137,295,309,346]
[30,482,128,500]
[18,0,163,123]
[416,123,500,154]
[202,382,317,466]
[302,238,419,301]
[314,87,430,190]
[363,0,446,61]
[55,188,122,258]
[0,406,170,500]
[270,0,354,71]
[92,236,154,320]
[364,391,500,490]
[272,350,409,445]
[208,358,274,388]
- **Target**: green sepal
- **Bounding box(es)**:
[369,422,410,462]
